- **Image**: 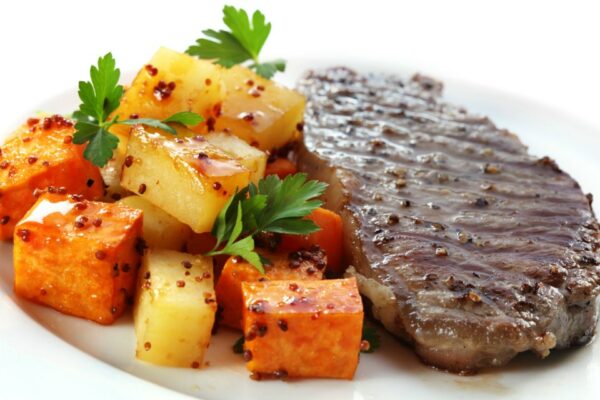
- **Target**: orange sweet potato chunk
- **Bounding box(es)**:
[0,116,103,240]
[264,158,297,179]
[241,277,363,380]
[13,193,143,324]
[279,208,344,274]
[216,248,325,330]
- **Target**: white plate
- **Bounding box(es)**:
[1,60,599,400]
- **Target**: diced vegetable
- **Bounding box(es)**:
[13,193,143,324]
[265,158,297,179]
[110,47,223,138]
[133,249,216,368]
[117,195,191,250]
[279,208,344,274]
[214,65,305,151]
[185,232,217,255]
[103,47,225,197]
[216,247,326,329]
[241,278,363,379]
[0,116,103,240]
[120,126,251,233]
[205,132,267,184]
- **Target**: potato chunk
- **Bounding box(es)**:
[216,248,326,329]
[205,132,266,183]
[242,278,363,379]
[118,195,191,250]
[111,47,224,137]
[13,193,143,324]
[0,116,103,239]
[104,48,225,197]
[214,66,305,151]
[121,126,251,233]
[134,249,216,368]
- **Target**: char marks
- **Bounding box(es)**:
[297,67,600,372]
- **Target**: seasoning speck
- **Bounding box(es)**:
[435,247,448,257]
[277,319,288,331]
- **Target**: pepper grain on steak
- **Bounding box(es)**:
[296,67,600,373]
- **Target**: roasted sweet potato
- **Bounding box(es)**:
[185,232,217,255]
[241,277,363,379]
[279,208,344,274]
[0,116,103,239]
[13,193,143,324]
[265,158,297,179]
[216,248,326,329]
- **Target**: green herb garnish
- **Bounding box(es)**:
[186,6,285,79]
[361,325,381,353]
[205,173,327,273]
[72,53,203,167]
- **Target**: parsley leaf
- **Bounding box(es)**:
[252,59,286,79]
[81,128,120,167]
[72,53,203,167]
[222,6,271,60]
[162,111,205,126]
[188,29,252,67]
[361,325,381,353]
[205,173,327,272]
[186,6,286,79]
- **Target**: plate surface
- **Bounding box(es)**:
[1,60,599,400]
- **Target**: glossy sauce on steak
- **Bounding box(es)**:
[296,68,600,372]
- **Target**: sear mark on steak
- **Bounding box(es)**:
[296,67,600,373]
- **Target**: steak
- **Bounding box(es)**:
[296,67,600,373]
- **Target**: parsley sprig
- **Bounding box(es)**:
[72,53,203,167]
[186,6,285,79]
[205,174,327,273]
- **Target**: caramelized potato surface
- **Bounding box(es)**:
[121,126,251,233]
[214,66,305,151]
[103,47,224,196]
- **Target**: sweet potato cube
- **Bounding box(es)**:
[13,193,143,324]
[0,116,103,239]
[216,248,326,329]
[241,278,363,379]
[120,126,251,233]
[280,208,344,274]
[214,65,305,151]
[134,249,216,368]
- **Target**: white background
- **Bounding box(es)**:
[1,1,599,399]
[0,0,599,129]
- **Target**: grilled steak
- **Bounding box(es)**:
[296,67,600,373]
